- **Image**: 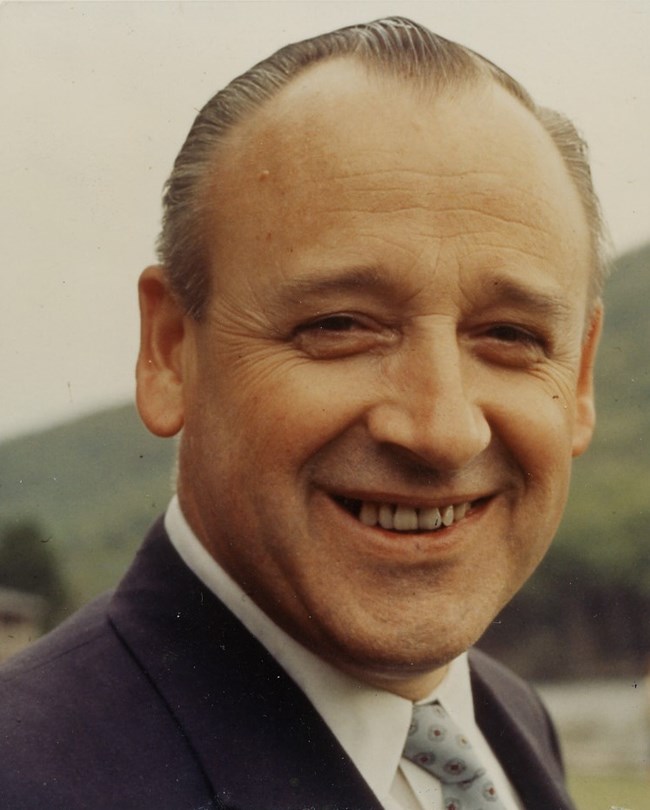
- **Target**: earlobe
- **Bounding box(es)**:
[572,303,603,458]
[135,266,188,437]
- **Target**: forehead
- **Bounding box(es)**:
[203,58,591,298]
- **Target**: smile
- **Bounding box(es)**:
[334,497,476,533]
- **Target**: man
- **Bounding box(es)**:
[0,17,605,810]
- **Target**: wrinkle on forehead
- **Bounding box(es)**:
[216,70,576,190]
[203,58,591,301]
[213,61,548,179]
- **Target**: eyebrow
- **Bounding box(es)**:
[275,265,398,303]
[477,274,574,323]
[272,263,576,325]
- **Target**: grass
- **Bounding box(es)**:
[568,771,649,810]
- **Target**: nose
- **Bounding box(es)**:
[366,328,491,471]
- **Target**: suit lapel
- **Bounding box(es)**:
[470,648,576,810]
[109,521,382,810]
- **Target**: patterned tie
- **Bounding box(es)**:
[403,702,508,810]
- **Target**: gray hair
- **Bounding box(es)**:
[157,16,608,319]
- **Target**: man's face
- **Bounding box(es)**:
[141,60,600,697]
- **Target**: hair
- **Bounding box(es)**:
[157,16,608,319]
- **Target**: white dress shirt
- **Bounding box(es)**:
[165,496,523,810]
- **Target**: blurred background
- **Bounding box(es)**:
[1,3,648,807]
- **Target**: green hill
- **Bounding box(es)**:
[1,242,649,677]
[559,242,650,586]
[0,406,175,603]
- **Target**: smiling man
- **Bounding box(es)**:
[0,17,605,810]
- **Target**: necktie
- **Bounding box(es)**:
[403,702,507,810]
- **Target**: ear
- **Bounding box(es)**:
[571,302,603,457]
[135,266,188,437]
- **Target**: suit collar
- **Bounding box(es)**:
[108,518,383,810]
[470,648,576,810]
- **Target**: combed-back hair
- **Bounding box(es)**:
[157,16,608,319]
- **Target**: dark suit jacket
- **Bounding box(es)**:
[0,519,575,810]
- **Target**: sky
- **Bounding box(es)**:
[2,0,649,442]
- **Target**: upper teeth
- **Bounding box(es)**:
[359,501,470,532]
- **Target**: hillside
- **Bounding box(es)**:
[0,406,175,601]
[557,242,650,585]
[1,242,649,676]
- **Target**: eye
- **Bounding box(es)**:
[487,325,542,345]
[475,323,548,367]
[301,314,361,332]
[292,312,395,359]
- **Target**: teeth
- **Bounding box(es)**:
[394,505,418,531]
[419,507,442,531]
[454,502,468,521]
[353,500,472,533]
[441,505,455,527]
[378,503,394,530]
[359,501,378,526]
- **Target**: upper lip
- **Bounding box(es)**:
[327,488,492,508]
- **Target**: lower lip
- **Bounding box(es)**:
[318,493,491,559]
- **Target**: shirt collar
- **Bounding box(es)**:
[165,495,474,805]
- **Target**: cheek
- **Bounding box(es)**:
[516,404,575,479]
[487,366,580,462]
[489,388,576,531]
[223,361,373,461]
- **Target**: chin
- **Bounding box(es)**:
[330,641,469,699]
[321,612,486,689]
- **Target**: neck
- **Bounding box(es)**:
[337,662,450,701]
